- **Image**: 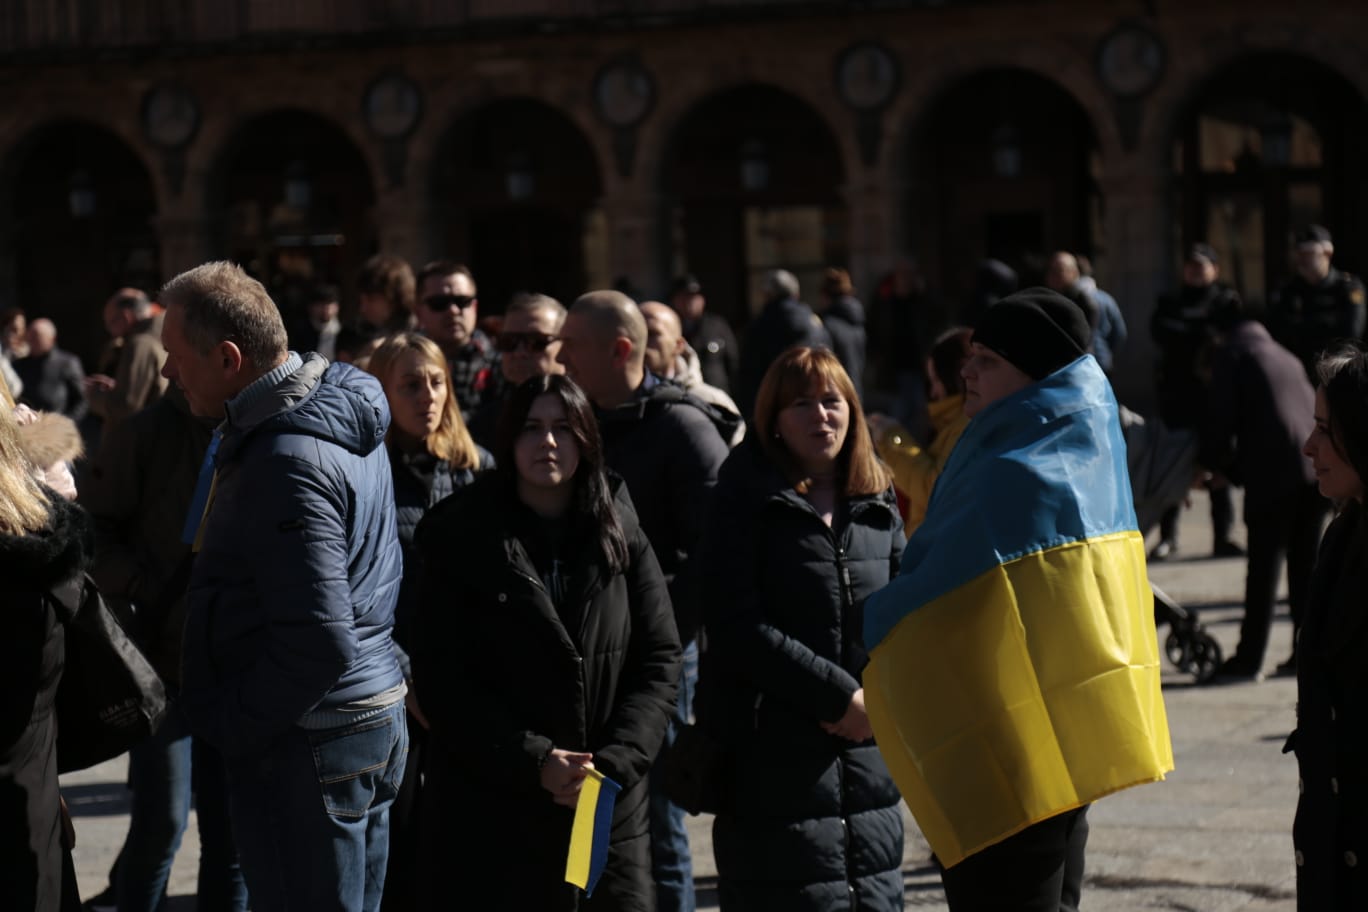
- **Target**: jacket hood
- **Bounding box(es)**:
[675,345,704,388]
[0,492,91,591]
[599,375,744,445]
[220,353,389,462]
[826,294,866,326]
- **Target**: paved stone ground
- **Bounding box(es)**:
[64,490,1304,910]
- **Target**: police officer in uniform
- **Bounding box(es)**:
[1150,243,1245,560]
[1267,224,1367,380]
[669,273,740,397]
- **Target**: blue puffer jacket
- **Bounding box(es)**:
[181,353,404,758]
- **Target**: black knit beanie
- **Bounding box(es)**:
[971,287,1092,381]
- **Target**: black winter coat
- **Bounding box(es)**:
[0,493,90,912]
[412,474,682,911]
[1292,501,1368,910]
[698,442,906,911]
[1201,321,1316,516]
[597,377,733,644]
[822,295,868,400]
[387,442,493,680]
[738,296,833,421]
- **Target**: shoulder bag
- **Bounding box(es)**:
[53,574,169,773]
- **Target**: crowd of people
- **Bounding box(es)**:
[1,225,1365,912]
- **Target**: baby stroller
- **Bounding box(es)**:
[1121,407,1224,683]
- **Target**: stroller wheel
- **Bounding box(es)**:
[1165,631,1191,671]
[1188,632,1224,683]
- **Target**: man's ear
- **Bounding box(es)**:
[218,340,245,376]
[610,336,633,368]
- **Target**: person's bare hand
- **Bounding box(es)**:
[404,686,430,731]
[540,749,594,808]
[819,689,874,743]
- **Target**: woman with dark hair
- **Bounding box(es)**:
[356,253,417,338]
[697,346,906,910]
[365,333,493,911]
[1291,342,1368,910]
[874,326,974,536]
[411,373,681,911]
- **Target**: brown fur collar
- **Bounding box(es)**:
[18,411,83,468]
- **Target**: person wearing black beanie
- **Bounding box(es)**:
[962,287,1092,417]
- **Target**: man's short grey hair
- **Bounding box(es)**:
[160,262,288,370]
[507,292,567,331]
[763,269,800,303]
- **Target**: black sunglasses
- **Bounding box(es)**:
[496,331,558,354]
[423,293,476,312]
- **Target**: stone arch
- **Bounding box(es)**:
[895,67,1104,316]
[428,96,606,311]
[206,108,379,326]
[0,119,161,367]
[656,82,848,324]
[1157,51,1368,303]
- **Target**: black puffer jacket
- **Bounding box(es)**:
[1292,501,1368,910]
[0,493,90,912]
[412,474,682,911]
[387,442,493,680]
[597,376,734,644]
[698,441,906,911]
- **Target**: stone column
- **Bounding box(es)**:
[373,184,430,265]
[155,194,214,279]
[842,175,898,300]
[1097,164,1172,411]
[599,188,664,297]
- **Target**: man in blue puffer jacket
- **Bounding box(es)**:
[159,261,407,912]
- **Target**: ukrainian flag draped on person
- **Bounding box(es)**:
[862,354,1173,869]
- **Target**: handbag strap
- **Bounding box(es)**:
[48,574,87,617]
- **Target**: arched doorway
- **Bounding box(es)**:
[432,99,605,313]
[2,122,160,368]
[908,69,1100,322]
[210,111,378,327]
[662,85,847,325]
[1172,54,1367,307]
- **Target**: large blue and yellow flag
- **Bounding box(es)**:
[565,767,621,896]
[863,355,1172,869]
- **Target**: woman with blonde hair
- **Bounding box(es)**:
[364,331,493,911]
[696,345,906,910]
[0,398,92,910]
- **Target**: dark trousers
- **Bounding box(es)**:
[380,711,426,912]
[1235,484,1328,668]
[939,805,1090,912]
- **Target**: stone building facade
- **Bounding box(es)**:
[1,0,1365,405]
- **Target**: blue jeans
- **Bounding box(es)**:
[224,700,408,912]
[650,639,699,912]
[116,702,246,912]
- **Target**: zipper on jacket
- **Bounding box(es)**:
[834,544,854,671]
[837,748,857,909]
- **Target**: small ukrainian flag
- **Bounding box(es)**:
[564,767,621,896]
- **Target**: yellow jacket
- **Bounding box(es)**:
[876,394,969,537]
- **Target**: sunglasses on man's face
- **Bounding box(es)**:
[423,293,476,312]
[496,331,559,354]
